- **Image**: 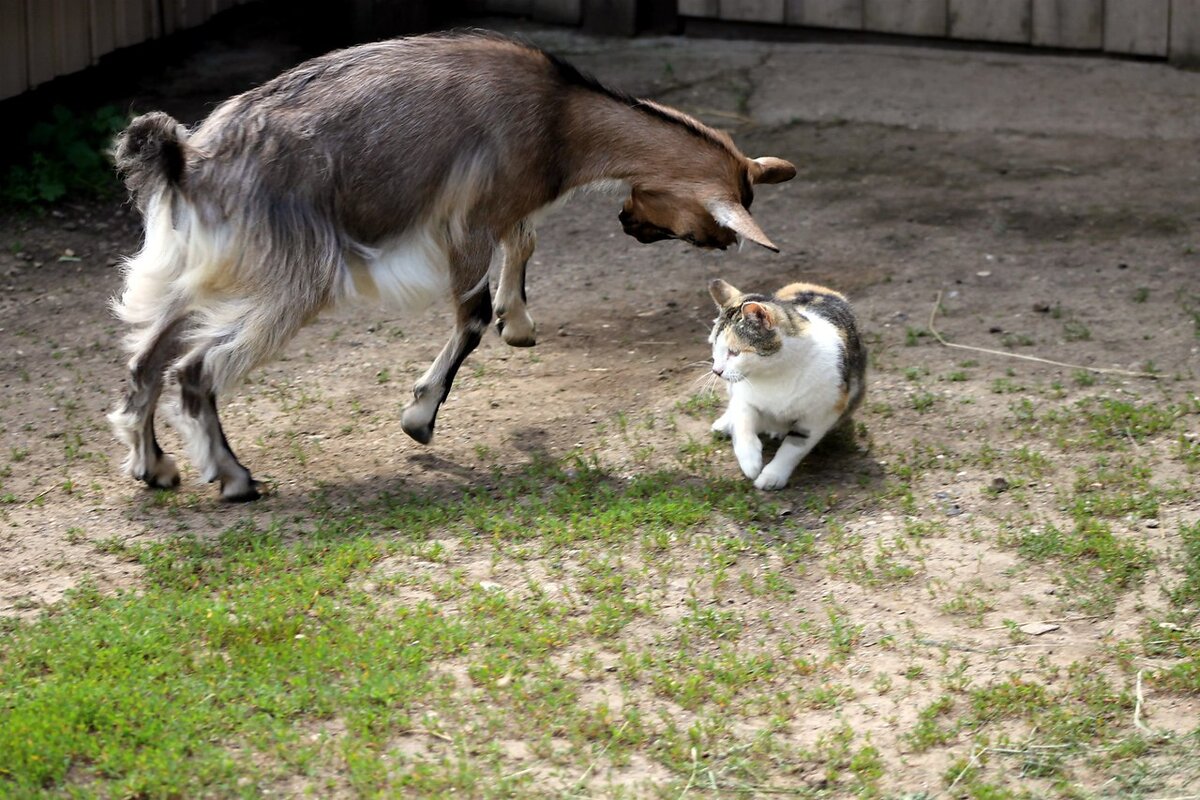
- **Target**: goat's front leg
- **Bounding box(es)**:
[494,220,536,347]
[401,241,494,445]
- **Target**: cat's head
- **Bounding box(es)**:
[708,279,804,381]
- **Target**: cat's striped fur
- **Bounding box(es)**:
[708,279,866,490]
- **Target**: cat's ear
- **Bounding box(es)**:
[741,301,776,330]
[709,278,741,308]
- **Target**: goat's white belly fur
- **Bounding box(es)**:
[347,227,451,312]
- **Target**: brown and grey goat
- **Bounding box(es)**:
[110,31,796,501]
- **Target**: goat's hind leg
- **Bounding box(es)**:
[109,315,187,489]
[494,221,537,347]
[170,304,306,502]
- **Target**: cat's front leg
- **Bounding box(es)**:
[755,427,821,491]
[730,411,763,480]
[711,410,733,437]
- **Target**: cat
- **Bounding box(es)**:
[708,278,866,490]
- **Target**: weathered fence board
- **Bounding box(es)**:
[864,0,946,37]
[1170,0,1200,65]
[785,0,862,29]
[113,0,154,49]
[90,0,117,61]
[1031,0,1101,49]
[949,0,1030,43]
[1104,0,1169,56]
[679,0,718,15]
[720,0,784,23]
[534,0,582,23]
[0,0,27,99]
[486,0,535,14]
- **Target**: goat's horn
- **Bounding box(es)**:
[707,200,779,252]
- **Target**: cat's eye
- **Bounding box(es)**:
[727,348,741,357]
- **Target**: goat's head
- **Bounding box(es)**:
[618,156,796,251]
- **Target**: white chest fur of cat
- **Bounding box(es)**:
[708,279,866,490]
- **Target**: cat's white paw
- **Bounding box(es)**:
[754,467,791,491]
[735,448,762,480]
[711,413,733,437]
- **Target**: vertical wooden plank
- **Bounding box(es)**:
[487,0,533,14]
[180,0,208,29]
[113,0,148,46]
[582,0,637,34]
[679,0,719,15]
[1032,0,1102,49]
[55,0,93,75]
[864,0,946,36]
[26,0,56,87]
[0,0,29,99]
[90,0,117,62]
[160,0,181,34]
[785,0,863,29]
[1103,0,1169,56]
[1170,0,1200,65]
[949,0,1030,43]
[533,0,582,23]
[720,0,785,23]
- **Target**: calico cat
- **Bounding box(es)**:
[708,278,866,490]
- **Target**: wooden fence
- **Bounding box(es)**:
[5,0,1199,102]
[674,0,1200,62]
[0,0,254,101]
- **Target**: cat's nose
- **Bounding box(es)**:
[712,365,724,377]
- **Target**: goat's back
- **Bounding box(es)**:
[187,33,575,244]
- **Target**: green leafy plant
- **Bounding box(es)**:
[1,104,129,208]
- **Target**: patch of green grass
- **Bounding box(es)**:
[1013,518,1153,613]
[0,459,772,796]
[1041,396,1188,451]
[676,391,722,418]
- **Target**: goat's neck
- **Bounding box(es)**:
[562,92,731,189]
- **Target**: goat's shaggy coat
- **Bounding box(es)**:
[110,31,796,501]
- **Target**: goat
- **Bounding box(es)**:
[110,31,796,501]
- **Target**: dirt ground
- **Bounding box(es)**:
[2,16,1199,795]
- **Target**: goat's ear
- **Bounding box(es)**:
[750,157,796,185]
[741,301,776,329]
[707,200,779,252]
[709,278,740,308]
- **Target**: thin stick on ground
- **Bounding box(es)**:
[572,719,630,792]
[946,745,988,793]
[928,291,1159,379]
[1134,669,1154,736]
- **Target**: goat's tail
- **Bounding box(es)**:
[114,112,189,205]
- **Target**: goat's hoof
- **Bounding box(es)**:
[220,477,262,503]
[503,333,537,348]
[139,456,180,489]
[401,407,435,445]
[498,314,537,347]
